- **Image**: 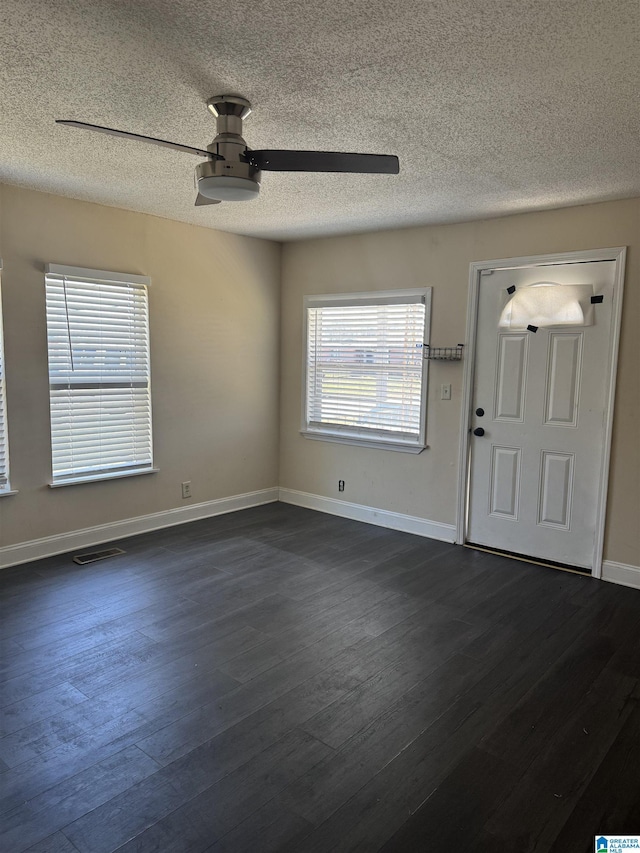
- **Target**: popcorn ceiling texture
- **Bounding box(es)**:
[1,0,639,241]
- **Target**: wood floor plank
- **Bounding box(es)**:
[481,665,638,851]
[8,595,201,654]
[133,622,371,766]
[280,652,489,827]
[288,601,606,851]
[217,589,411,684]
[153,667,358,796]
[0,745,160,853]
[235,582,394,636]
[69,621,260,697]
[377,746,524,852]
[60,767,187,853]
[0,661,240,778]
[0,631,160,709]
[299,617,482,749]
[0,682,89,736]
[0,667,240,815]
[24,832,81,853]
[462,595,581,663]
[549,700,640,851]
[479,632,619,765]
[0,709,151,817]
[63,729,331,853]
[0,596,99,641]
[1,625,145,683]
[204,800,313,853]
[376,544,484,599]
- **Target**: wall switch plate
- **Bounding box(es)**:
[441,383,452,400]
[181,481,192,499]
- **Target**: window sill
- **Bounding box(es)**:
[301,430,426,454]
[49,468,159,488]
[0,489,18,497]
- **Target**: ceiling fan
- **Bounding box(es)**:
[56,95,400,206]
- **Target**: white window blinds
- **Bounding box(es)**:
[304,290,430,448]
[45,265,153,484]
[0,263,10,490]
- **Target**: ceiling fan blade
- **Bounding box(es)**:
[246,150,399,174]
[56,120,217,159]
[195,193,222,206]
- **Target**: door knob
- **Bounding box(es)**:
[473,427,485,437]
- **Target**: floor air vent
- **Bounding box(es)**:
[73,548,125,565]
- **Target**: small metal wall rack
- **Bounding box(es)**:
[423,344,464,361]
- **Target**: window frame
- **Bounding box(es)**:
[301,288,432,453]
[0,260,16,496]
[45,263,157,487]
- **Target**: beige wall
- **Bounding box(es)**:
[1,184,637,568]
[279,198,640,567]
[0,184,281,548]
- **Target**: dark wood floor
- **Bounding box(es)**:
[1,502,639,853]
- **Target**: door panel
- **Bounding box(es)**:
[467,260,616,569]
[543,332,583,427]
[489,446,521,519]
[538,451,574,529]
[494,334,528,421]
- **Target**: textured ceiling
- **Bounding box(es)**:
[1,0,639,241]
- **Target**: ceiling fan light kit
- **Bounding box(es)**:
[56,94,399,206]
[195,157,262,203]
[196,171,261,201]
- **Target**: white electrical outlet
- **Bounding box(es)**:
[181,481,192,499]
[441,383,452,401]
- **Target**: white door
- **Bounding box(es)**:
[466,260,617,570]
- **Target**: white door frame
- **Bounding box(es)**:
[455,247,627,578]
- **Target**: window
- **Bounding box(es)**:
[499,282,595,329]
[45,264,154,485]
[0,261,12,493]
[303,289,431,452]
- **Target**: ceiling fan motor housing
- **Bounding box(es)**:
[197,94,261,201]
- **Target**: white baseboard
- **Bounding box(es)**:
[278,488,456,543]
[4,483,632,582]
[602,560,640,590]
[0,488,279,570]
